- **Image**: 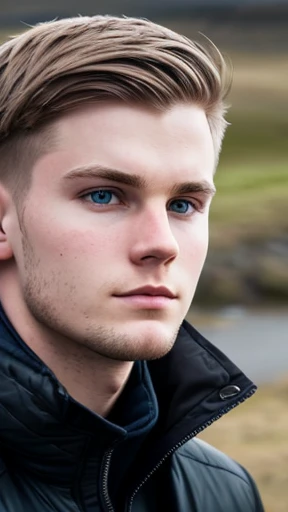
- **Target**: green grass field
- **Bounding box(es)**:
[210,53,288,246]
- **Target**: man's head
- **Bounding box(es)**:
[0,16,230,361]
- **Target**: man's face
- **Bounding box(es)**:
[6,102,215,361]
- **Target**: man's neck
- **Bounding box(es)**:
[0,292,133,417]
[38,339,134,417]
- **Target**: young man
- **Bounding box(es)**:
[0,16,264,512]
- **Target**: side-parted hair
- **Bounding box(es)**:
[0,15,231,197]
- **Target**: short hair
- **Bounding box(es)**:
[0,15,231,197]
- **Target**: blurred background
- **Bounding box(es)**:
[0,1,287,510]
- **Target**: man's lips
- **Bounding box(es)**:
[114,285,177,298]
[113,286,177,309]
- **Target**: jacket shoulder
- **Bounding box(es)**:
[170,438,264,512]
[178,437,248,477]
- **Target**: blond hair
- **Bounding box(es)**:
[0,16,231,195]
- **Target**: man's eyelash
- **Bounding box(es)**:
[78,189,206,212]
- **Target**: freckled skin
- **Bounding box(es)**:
[1,103,215,364]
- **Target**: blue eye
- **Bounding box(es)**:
[169,199,194,215]
[88,190,117,205]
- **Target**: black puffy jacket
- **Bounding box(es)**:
[0,305,264,512]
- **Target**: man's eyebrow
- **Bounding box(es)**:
[171,181,216,197]
[63,165,216,196]
[63,165,147,188]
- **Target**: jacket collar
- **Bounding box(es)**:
[149,319,255,435]
[0,304,255,485]
[127,319,256,490]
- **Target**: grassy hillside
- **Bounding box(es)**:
[211,53,287,247]
[194,51,288,306]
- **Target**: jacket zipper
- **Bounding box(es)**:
[101,448,115,512]
[126,387,256,512]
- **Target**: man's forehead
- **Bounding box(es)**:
[31,102,215,189]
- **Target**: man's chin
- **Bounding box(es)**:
[133,338,175,361]
[104,322,180,361]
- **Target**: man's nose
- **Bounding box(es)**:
[129,207,179,266]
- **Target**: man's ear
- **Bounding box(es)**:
[0,185,14,261]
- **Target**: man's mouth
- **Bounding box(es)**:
[115,285,177,298]
[113,285,177,309]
